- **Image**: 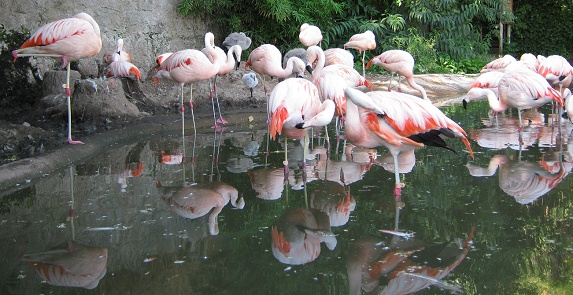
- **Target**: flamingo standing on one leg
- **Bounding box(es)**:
[344,30,376,78]
[269,78,335,176]
[299,23,323,47]
[343,86,474,197]
[154,32,222,134]
[12,12,102,144]
[367,49,430,101]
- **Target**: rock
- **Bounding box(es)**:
[72,78,143,123]
[42,70,81,96]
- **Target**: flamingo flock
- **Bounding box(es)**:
[13,12,573,294]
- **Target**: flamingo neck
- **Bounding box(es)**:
[310,46,326,77]
[406,76,429,101]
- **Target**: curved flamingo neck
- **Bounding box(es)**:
[282,57,302,78]
[406,76,429,101]
[486,88,508,112]
[308,46,325,77]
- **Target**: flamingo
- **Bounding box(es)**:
[245,44,307,97]
[105,60,141,80]
[324,48,354,67]
[154,32,222,134]
[480,54,517,73]
[344,30,376,78]
[462,71,504,115]
[271,207,337,265]
[221,32,252,52]
[22,241,108,289]
[343,87,474,197]
[562,88,573,122]
[299,23,323,47]
[12,12,102,144]
[268,78,335,174]
[242,71,258,98]
[103,38,131,65]
[367,49,430,101]
[202,44,243,128]
[310,180,356,227]
[537,54,573,95]
[496,69,562,128]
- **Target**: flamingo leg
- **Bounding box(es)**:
[361,51,366,78]
[208,79,219,129]
[64,63,83,144]
[214,76,228,125]
[397,76,403,92]
[393,153,405,197]
[388,73,395,92]
[189,84,196,135]
[283,137,289,179]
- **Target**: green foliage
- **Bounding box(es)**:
[506,0,573,58]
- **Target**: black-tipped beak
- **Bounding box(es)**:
[462,99,468,110]
[305,65,313,75]
[295,122,305,129]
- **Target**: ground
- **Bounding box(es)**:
[0,73,474,166]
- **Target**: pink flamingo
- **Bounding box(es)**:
[537,54,573,95]
[105,60,141,80]
[268,78,335,175]
[343,87,474,197]
[480,54,517,73]
[103,38,131,65]
[202,44,243,128]
[492,69,563,129]
[367,49,429,101]
[12,12,102,144]
[154,32,222,134]
[299,23,323,47]
[324,48,354,67]
[245,44,307,98]
[344,30,376,78]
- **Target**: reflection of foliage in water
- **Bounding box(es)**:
[0,185,35,215]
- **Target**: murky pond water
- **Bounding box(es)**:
[1,100,572,294]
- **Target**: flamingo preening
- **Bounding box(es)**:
[343,87,474,197]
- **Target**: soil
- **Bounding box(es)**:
[0,72,475,188]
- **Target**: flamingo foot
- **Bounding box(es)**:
[65,88,71,97]
[180,105,185,112]
[217,117,229,125]
[68,138,84,145]
[397,87,402,93]
[387,87,392,92]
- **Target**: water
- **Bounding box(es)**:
[1,100,572,294]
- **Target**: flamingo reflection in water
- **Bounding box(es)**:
[469,112,546,151]
[271,208,337,265]
[22,241,108,289]
[157,180,245,235]
[310,180,356,227]
[347,228,474,295]
[466,154,569,204]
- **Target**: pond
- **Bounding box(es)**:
[0,99,572,295]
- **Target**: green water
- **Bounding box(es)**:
[0,101,572,295]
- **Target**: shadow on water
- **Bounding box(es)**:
[1,100,573,294]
